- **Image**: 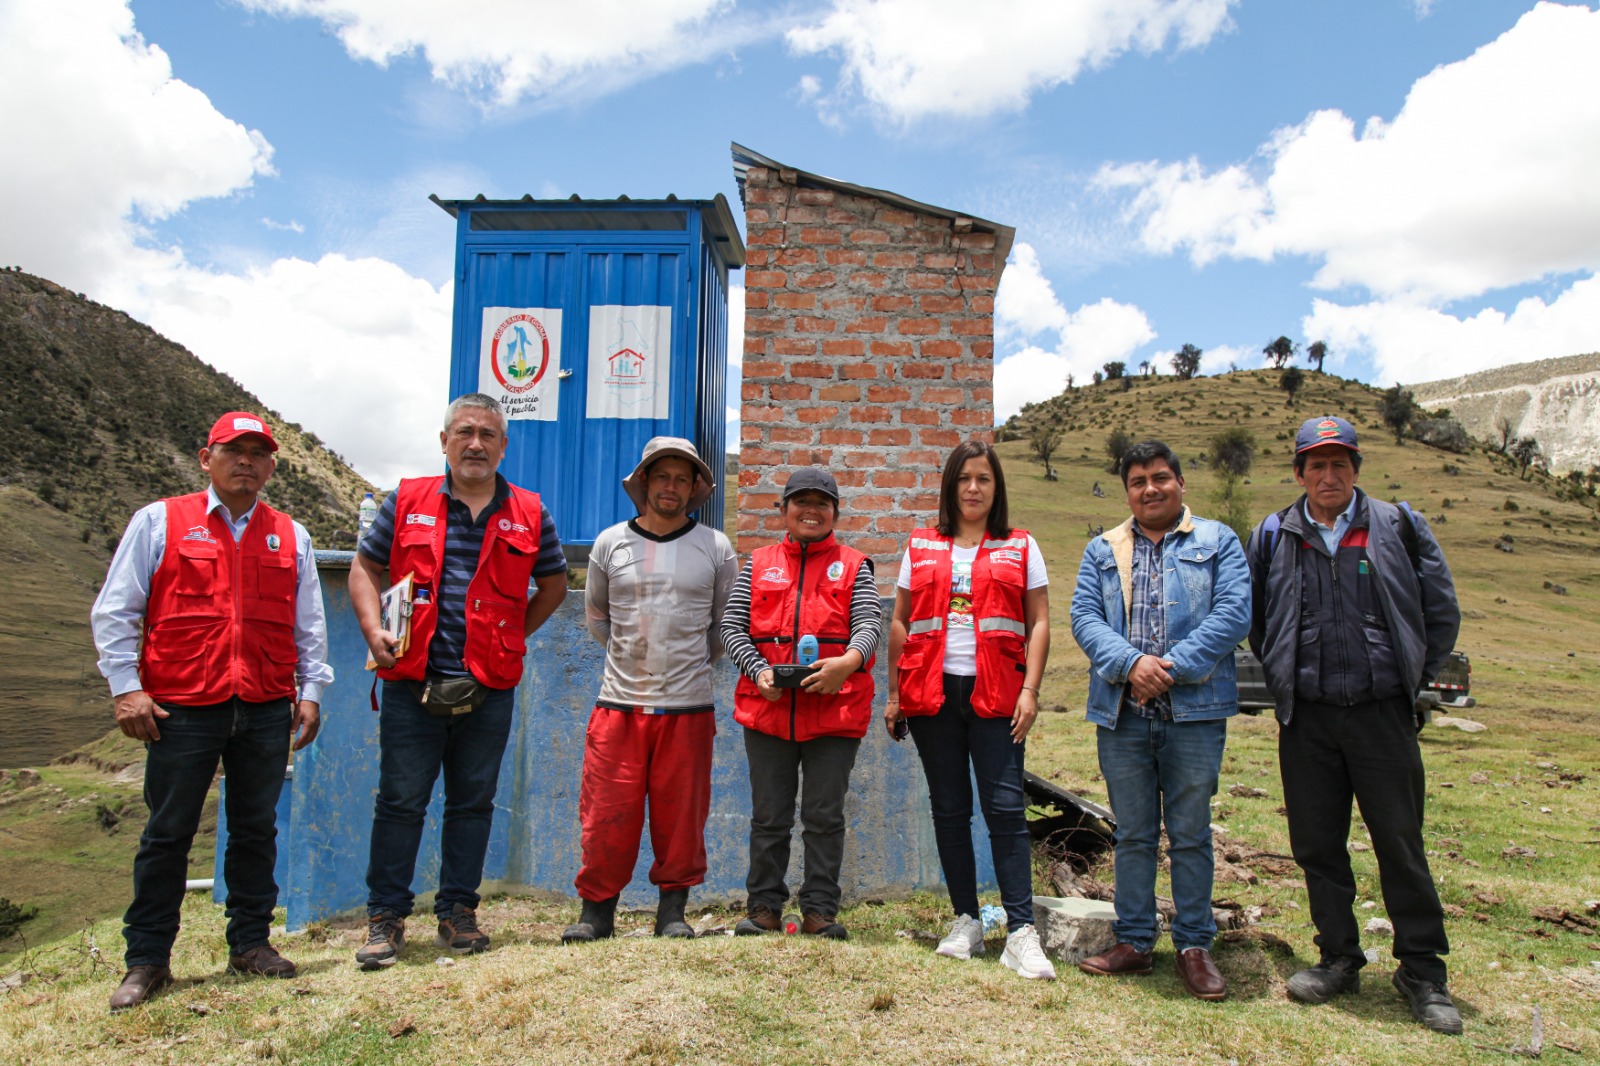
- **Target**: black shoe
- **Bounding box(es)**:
[562,895,618,943]
[109,964,173,1012]
[1393,966,1463,1034]
[1286,956,1362,1004]
[654,888,695,938]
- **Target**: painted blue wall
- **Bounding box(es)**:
[217,552,997,930]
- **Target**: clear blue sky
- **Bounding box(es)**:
[1,1,1595,483]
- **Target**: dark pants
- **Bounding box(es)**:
[743,726,860,917]
[366,680,515,919]
[907,674,1035,932]
[1279,696,1449,983]
[124,698,291,968]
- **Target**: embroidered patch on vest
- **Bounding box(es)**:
[181,525,215,543]
[497,517,531,533]
[826,560,844,581]
[758,566,788,585]
[989,549,1022,565]
[266,533,281,552]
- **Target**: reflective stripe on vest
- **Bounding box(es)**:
[977,616,1027,636]
[910,537,950,551]
[908,617,945,636]
[982,537,1028,551]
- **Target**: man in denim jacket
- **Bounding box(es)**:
[1069,441,1250,1000]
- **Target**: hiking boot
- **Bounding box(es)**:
[801,912,848,940]
[655,888,695,939]
[1000,924,1056,980]
[109,964,172,1012]
[935,914,986,960]
[1393,966,1463,1035]
[355,913,406,970]
[561,895,618,944]
[734,904,780,936]
[227,942,297,978]
[1286,956,1362,1004]
[436,904,490,954]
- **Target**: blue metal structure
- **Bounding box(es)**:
[431,194,744,547]
[221,555,994,931]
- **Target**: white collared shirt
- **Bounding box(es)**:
[1303,490,1360,555]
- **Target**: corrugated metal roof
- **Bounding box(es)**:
[730,142,1015,268]
[429,192,745,268]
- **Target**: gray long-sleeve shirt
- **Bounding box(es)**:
[585,518,737,709]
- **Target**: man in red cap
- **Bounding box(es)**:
[91,412,332,1012]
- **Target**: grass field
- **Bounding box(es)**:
[2,370,1597,1063]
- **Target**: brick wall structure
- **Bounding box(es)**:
[734,147,1014,583]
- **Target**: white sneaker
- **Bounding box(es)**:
[935,915,986,960]
[1000,924,1056,980]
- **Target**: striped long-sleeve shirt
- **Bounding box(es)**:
[720,556,882,680]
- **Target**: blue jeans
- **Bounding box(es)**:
[365,681,515,918]
[124,698,291,967]
[907,674,1035,932]
[1097,714,1228,952]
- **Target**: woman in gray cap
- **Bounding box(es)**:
[720,467,883,939]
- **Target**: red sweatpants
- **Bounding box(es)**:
[574,706,715,902]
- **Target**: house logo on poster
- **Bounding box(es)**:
[587,305,671,420]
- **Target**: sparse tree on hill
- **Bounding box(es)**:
[1495,415,1515,453]
[1105,429,1134,474]
[1171,343,1202,380]
[1030,425,1063,481]
[1103,361,1126,380]
[1093,371,1104,385]
[1279,366,1305,406]
[1263,336,1297,369]
[1510,436,1542,480]
[1306,340,1328,372]
[1208,428,1257,544]
[1139,360,1154,377]
[1065,372,1075,390]
[1379,384,1418,445]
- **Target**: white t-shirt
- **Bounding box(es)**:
[896,534,1048,676]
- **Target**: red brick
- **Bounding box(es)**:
[791,361,833,378]
[739,469,761,487]
[742,492,780,510]
[847,406,891,424]
[871,295,915,313]
[921,472,945,489]
[872,251,916,268]
[907,272,949,290]
[846,317,889,334]
[922,253,957,269]
[851,495,894,511]
[745,270,786,288]
[867,385,911,403]
[744,336,768,356]
[957,231,997,249]
[921,387,963,404]
[970,254,996,272]
[833,514,872,533]
[744,314,784,334]
[774,292,817,311]
[743,360,783,378]
[800,227,842,245]
[821,339,864,357]
[745,248,770,267]
[970,295,994,314]
[952,408,990,426]
[747,227,784,245]
[850,272,889,288]
[901,449,940,466]
[834,470,868,488]
[870,340,913,358]
[745,291,769,310]
[793,316,836,334]
[876,208,917,227]
[850,229,890,244]
[840,363,879,379]
[844,452,886,468]
[951,318,991,336]
[900,363,945,379]
[740,447,784,465]
[953,363,993,381]
[868,428,911,446]
[853,537,900,555]
[956,274,997,291]
[773,338,818,356]
[784,206,822,224]
[973,342,994,359]
[875,515,917,533]
[921,428,962,447]
[920,294,965,313]
[794,272,838,288]
[969,429,995,445]
[897,318,941,335]
[825,249,867,266]
[770,426,814,444]
[743,406,784,424]
[901,407,940,425]
[738,535,781,553]
[741,425,763,442]
[796,189,835,205]
[820,384,860,402]
[797,405,841,423]
[872,469,917,488]
[736,512,762,532]
[972,388,992,403]
[741,383,763,401]
[820,428,863,445]
[747,186,786,204]
[821,295,866,312]
[920,339,962,358]
[826,208,864,225]
[770,383,812,401]
[786,448,834,466]
[902,493,939,511]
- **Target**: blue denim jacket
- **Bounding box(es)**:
[1069,508,1252,727]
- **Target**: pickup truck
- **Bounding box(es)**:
[1233,648,1473,715]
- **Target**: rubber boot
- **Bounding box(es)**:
[654,888,695,939]
[561,895,618,944]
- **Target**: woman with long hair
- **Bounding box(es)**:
[886,440,1054,979]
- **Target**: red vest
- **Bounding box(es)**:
[140,492,299,705]
[899,528,1030,719]
[733,535,875,741]
[378,476,542,690]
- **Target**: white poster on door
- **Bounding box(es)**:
[586,304,672,420]
[480,306,562,421]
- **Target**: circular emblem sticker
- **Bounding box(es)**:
[489,313,550,394]
[498,518,512,531]
[827,561,845,582]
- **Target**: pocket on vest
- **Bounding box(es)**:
[143,625,213,697]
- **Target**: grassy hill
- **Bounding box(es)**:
[0,270,375,765]
[4,368,1597,1064]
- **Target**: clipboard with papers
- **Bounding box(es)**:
[366,571,416,670]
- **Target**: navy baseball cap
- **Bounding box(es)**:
[1295,416,1360,455]
[781,467,840,502]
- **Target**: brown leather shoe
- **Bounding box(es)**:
[227,943,297,978]
[1175,947,1227,1000]
[734,904,781,936]
[1079,942,1154,976]
[109,964,173,1012]
[800,912,848,940]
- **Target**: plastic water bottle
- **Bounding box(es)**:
[797,634,818,666]
[358,492,377,544]
[979,905,1006,933]
[782,913,802,935]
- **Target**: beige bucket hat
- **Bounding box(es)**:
[622,436,716,514]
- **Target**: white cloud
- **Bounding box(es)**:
[994,243,1070,342]
[262,217,306,233]
[1100,3,1600,303]
[1303,274,1600,387]
[787,0,1235,123]
[240,0,761,108]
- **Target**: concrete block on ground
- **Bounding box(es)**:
[1035,895,1117,963]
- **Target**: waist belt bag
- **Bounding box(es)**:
[412,675,488,717]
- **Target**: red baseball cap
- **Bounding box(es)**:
[207,412,278,451]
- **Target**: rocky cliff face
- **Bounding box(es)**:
[1412,352,1600,473]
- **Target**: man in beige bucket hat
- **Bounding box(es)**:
[562,437,737,942]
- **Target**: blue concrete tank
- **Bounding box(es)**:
[430,194,745,548]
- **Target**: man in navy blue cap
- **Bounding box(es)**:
[1247,416,1463,1034]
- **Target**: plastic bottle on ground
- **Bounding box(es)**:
[358,492,377,544]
